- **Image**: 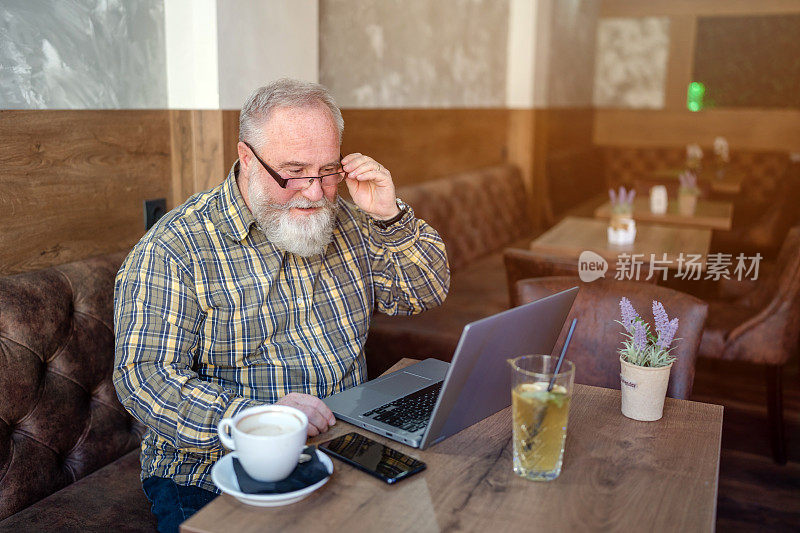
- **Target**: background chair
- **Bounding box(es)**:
[515,276,708,400]
[711,159,800,260]
[699,226,800,464]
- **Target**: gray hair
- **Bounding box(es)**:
[239,78,344,146]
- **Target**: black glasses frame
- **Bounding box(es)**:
[243,141,344,190]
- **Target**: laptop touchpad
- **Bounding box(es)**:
[364,371,434,396]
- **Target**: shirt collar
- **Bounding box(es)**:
[214,160,258,242]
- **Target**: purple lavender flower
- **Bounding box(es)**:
[657,318,679,350]
[627,188,636,204]
[679,171,697,190]
[652,300,669,339]
[633,322,647,352]
[609,188,617,204]
[619,297,638,331]
[618,186,625,204]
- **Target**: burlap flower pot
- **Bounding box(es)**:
[678,192,698,216]
[607,215,636,245]
[619,356,673,421]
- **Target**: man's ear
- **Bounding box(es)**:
[237,141,250,170]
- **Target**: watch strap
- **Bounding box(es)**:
[373,198,409,229]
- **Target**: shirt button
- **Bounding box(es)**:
[296,298,304,305]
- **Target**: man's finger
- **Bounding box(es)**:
[305,409,330,434]
[290,393,336,425]
[348,161,384,178]
[277,393,336,431]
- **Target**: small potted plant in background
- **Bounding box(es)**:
[607,186,636,245]
[678,170,700,216]
[617,298,679,421]
[713,136,730,178]
[686,143,703,171]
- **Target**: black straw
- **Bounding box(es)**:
[548,318,577,392]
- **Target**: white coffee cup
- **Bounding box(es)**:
[217,405,308,482]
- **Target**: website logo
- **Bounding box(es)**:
[578,251,608,282]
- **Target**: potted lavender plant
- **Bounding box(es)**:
[617,297,680,421]
[678,170,700,217]
[607,186,636,245]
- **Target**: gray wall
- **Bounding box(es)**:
[319,0,509,108]
[0,0,167,109]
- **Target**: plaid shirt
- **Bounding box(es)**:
[113,162,449,492]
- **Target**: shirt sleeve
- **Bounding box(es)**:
[368,206,451,316]
[112,242,261,451]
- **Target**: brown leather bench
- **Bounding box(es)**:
[364,164,537,377]
[601,146,797,259]
[0,254,156,532]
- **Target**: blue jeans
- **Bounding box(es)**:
[142,476,218,533]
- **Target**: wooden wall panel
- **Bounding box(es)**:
[601,0,800,17]
[339,109,509,187]
[169,110,194,208]
[0,110,170,275]
[594,109,800,151]
[222,108,511,189]
[220,107,596,227]
[169,110,226,207]
[506,109,538,226]
[534,108,603,224]
[193,111,226,193]
[222,110,240,174]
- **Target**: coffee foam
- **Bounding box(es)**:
[237,411,303,437]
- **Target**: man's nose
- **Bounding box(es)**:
[301,179,324,202]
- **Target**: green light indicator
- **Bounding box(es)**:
[687,82,705,112]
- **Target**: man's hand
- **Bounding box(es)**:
[275,393,336,437]
[342,153,400,220]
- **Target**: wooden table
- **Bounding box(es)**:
[182,359,723,533]
[644,167,745,195]
[530,216,712,273]
[594,197,734,230]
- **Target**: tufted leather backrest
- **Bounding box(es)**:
[515,276,708,400]
[398,165,531,272]
[726,226,800,365]
[0,252,144,520]
[603,146,789,203]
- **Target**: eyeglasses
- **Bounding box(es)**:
[243,141,345,191]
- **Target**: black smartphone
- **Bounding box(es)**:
[319,432,426,484]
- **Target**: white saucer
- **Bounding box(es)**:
[211,451,333,507]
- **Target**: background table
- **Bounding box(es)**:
[594,196,733,230]
[530,216,712,273]
[182,359,723,533]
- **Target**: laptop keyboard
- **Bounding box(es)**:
[362,381,443,433]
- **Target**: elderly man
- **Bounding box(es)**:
[113,78,449,531]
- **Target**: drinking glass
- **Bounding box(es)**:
[508,354,575,481]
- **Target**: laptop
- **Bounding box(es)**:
[323,286,578,449]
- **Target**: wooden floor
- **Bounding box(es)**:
[690,355,800,532]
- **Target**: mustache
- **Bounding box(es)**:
[267,196,333,211]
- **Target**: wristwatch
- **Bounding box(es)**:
[373,198,409,229]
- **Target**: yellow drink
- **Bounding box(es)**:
[512,382,571,480]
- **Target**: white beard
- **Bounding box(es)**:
[249,183,338,257]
